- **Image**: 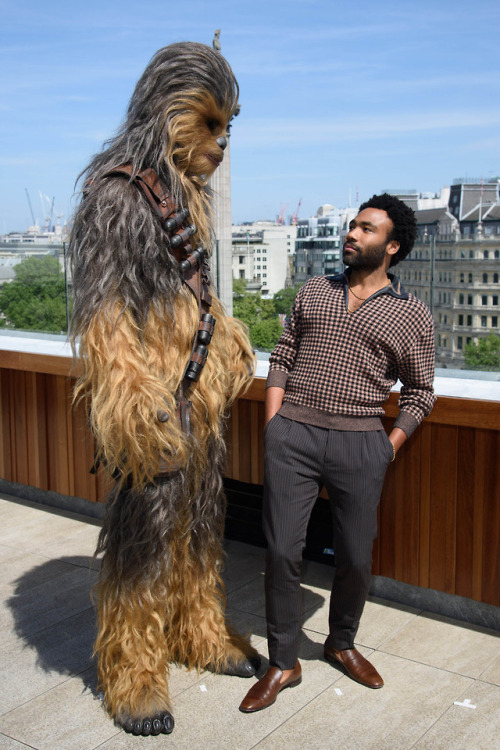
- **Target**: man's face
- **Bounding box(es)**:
[343,207,397,271]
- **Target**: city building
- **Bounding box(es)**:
[232,221,297,297]
[294,205,342,283]
[397,179,500,368]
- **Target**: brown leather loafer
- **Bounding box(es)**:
[324,646,384,688]
[239,661,302,713]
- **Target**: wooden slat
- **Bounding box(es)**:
[45,375,71,495]
[454,428,475,600]
[0,349,74,377]
[26,372,49,490]
[12,371,30,484]
[476,430,500,606]
[428,425,458,594]
[384,391,500,431]
[0,369,13,481]
[418,422,432,590]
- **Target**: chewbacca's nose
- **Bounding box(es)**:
[216,136,227,150]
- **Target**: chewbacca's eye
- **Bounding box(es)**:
[206,118,221,133]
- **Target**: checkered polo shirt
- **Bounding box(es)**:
[267,272,436,438]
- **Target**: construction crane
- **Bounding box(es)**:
[277,202,288,225]
[25,188,36,226]
[291,198,302,225]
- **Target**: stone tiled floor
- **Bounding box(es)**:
[0,493,498,750]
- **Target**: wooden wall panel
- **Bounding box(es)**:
[418,421,433,590]
[477,430,500,605]
[0,351,499,606]
[455,427,476,600]
[0,370,14,481]
[428,425,458,595]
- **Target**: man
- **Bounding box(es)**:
[239,193,435,713]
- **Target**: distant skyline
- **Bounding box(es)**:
[1,0,499,233]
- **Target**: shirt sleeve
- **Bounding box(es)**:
[266,284,304,390]
[394,317,436,438]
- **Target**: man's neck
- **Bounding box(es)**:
[347,266,391,292]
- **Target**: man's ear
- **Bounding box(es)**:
[386,240,400,258]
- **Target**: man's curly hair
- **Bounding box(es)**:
[359,192,417,267]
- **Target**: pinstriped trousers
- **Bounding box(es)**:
[263,414,394,669]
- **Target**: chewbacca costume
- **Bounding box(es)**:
[69,43,258,737]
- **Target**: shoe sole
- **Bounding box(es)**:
[324,652,383,689]
[239,675,302,713]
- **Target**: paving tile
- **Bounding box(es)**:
[0,497,48,526]
[303,593,421,649]
[380,611,500,678]
[1,562,97,649]
[0,545,72,595]
[0,505,99,561]
[224,607,268,652]
[0,735,33,749]
[479,654,500,687]
[226,570,327,622]
[413,679,500,750]
[0,666,118,750]
[0,606,95,715]
[222,539,265,594]
[254,651,472,750]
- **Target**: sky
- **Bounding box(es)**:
[1,0,499,233]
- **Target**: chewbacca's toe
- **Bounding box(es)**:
[121,712,174,736]
[220,654,262,677]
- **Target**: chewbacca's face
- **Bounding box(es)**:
[166,92,235,184]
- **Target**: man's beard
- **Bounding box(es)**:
[343,242,386,271]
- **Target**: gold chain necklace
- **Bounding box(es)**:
[346,279,391,313]
[347,283,367,301]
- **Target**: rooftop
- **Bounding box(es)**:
[0,492,498,749]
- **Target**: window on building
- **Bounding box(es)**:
[468,295,473,305]
[481,316,487,327]
[459,293,464,304]
[458,314,464,325]
[494,274,499,283]
[495,250,500,258]
[457,336,463,350]
[493,296,499,306]
[467,315,472,326]
[483,273,488,283]
[239,255,245,264]
[492,316,498,328]
[482,295,488,305]
[467,337,472,345]
[468,273,473,284]
[484,250,489,259]
[459,272,464,283]
[469,250,474,258]
[239,269,245,279]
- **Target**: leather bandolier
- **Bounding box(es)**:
[92,165,217,478]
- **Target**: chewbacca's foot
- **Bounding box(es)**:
[121,712,174,736]
[210,654,262,678]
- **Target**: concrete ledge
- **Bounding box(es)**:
[369,575,500,633]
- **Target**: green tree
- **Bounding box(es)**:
[233,280,284,351]
[464,333,500,371]
[273,284,303,318]
[0,256,69,333]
